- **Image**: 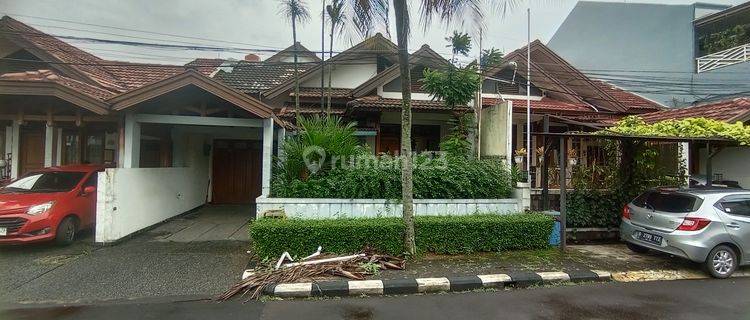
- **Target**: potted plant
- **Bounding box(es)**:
[568,148,579,166]
[535,146,545,165]
[514,148,527,164]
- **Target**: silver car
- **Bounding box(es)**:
[620,188,750,278]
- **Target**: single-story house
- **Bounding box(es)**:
[0,16,285,242]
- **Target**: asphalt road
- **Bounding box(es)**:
[3,278,749,320]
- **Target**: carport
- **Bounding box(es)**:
[532,129,738,250]
[94,70,284,243]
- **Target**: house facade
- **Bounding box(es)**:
[0,16,284,242]
[1,15,667,241]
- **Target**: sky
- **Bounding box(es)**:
[1,0,745,65]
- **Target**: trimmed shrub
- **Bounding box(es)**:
[416,214,554,254]
[249,213,554,258]
[271,156,514,199]
[250,218,405,258]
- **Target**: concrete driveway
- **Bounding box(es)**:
[0,205,253,305]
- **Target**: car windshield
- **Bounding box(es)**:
[1,171,86,193]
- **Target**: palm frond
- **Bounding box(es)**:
[419,0,484,33]
[349,0,389,39]
[486,0,523,19]
[278,0,312,24]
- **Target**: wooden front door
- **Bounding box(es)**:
[19,127,45,176]
[211,140,261,204]
[378,125,401,155]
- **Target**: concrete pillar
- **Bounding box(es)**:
[10,121,20,179]
[261,118,273,196]
[4,126,11,158]
[679,142,690,186]
[276,126,286,160]
[123,113,141,168]
[505,101,514,167]
[55,128,63,166]
[44,125,54,167]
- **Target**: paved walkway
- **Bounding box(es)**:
[0,205,255,304]
[149,205,254,242]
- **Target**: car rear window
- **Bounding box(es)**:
[632,191,702,213]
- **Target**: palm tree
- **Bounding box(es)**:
[278,0,311,116]
[325,0,346,114]
[480,47,504,68]
[348,0,512,255]
[446,31,472,64]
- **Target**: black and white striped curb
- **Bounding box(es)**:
[242,270,611,298]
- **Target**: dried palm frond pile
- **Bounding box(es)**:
[217,249,405,301]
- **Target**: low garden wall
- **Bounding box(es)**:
[256,197,521,219]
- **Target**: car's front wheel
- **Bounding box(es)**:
[626,242,650,254]
[705,245,738,279]
[55,217,77,246]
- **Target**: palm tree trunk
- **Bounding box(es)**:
[393,0,416,256]
[327,24,334,115]
[292,18,300,117]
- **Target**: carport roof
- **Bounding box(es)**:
[107,69,280,123]
[532,131,737,144]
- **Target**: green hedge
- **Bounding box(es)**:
[249,213,554,258]
[566,191,625,229]
[250,218,404,258]
[416,214,554,254]
[272,157,514,199]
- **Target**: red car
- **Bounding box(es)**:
[0,165,103,245]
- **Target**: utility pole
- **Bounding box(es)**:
[476,28,483,158]
[526,7,532,184]
[320,0,326,112]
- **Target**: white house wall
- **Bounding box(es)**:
[698,147,750,188]
[300,61,378,89]
[95,166,209,242]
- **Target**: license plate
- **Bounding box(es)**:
[635,231,662,245]
[0,227,6,236]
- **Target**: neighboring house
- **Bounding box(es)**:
[214,36,662,162]
[0,16,284,242]
[640,97,750,188]
[548,1,750,107]
[478,40,663,187]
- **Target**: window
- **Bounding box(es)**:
[718,196,750,217]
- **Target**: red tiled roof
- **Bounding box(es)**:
[640,98,750,123]
[291,87,353,98]
[1,16,125,90]
[277,106,346,118]
[590,80,663,113]
[1,16,217,93]
[184,58,226,75]
[0,69,117,100]
[349,96,469,112]
[483,97,595,113]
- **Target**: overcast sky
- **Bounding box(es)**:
[1,0,744,65]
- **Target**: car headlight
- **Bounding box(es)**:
[27,201,55,216]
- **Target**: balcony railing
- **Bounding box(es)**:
[696,43,750,73]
